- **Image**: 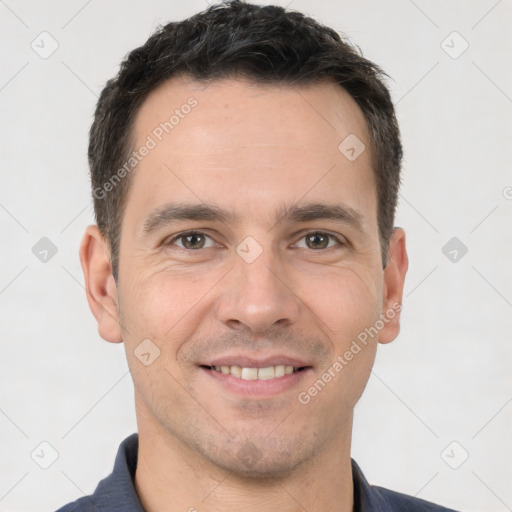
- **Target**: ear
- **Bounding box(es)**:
[378,227,408,344]
[79,225,123,343]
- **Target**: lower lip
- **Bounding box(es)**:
[200,367,312,398]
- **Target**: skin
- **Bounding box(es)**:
[80,76,408,512]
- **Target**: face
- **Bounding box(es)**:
[82,76,407,478]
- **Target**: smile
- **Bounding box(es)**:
[202,364,307,380]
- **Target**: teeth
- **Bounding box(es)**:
[257,366,275,380]
[208,364,302,380]
[230,365,242,378]
[275,365,285,377]
[241,367,258,380]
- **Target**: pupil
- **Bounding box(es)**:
[308,233,327,249]
[186,234,203,249]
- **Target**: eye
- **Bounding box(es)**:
[165,231,216,250]
[163,230,346,252]
[294,231,345,250]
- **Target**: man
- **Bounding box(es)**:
[57,1,458,510]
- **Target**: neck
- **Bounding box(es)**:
[134,412,354,512]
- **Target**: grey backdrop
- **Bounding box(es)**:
[1,1,511,511]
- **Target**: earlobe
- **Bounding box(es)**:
[378,227,409,344]
[79,225,123,343]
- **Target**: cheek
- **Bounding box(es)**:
[119,264,222,348]
[296,265,381,395]
[293,269,380,436]
[119,268,212,416]
[295,262,382,339]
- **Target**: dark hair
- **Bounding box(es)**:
[89,0,402,280]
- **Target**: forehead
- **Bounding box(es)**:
[124,76,376,232]
[133,75,371,155]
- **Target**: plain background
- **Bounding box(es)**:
[1,1,511,511]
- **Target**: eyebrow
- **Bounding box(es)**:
[142,201,364,235]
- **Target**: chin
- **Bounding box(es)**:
[198,433,316,480]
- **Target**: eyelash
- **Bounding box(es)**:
[164,230,347,251]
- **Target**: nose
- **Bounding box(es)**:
[214,245,302,334]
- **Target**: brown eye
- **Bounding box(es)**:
[305,233,329,249]
[294,231,344,250]
[181,233,205,249]
[167,231,215,250]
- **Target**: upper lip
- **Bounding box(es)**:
[201,354,312,368]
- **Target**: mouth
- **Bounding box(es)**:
[198,357,313,398]
[200,364,309,381]
[197,353,314,398]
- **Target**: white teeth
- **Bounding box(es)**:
[241,367,258,380]
[209,364,303,380]
[257,366,275,380]
[275,365,285,377]
[230,365,242,378]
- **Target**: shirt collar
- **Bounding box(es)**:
[89,433,145,512]
[89,433,389,512]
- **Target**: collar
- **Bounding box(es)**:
[84,433,446,512]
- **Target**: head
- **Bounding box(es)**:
[81,0,408,478]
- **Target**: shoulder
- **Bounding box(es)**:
[54,433,142,512]
[371,485,460,511]
[351,459,460,512]
[54,497,98,512]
